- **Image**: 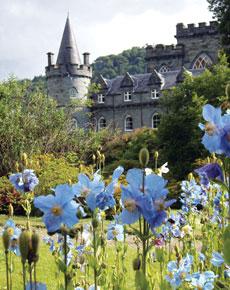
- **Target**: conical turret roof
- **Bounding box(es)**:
[56,16,81,65]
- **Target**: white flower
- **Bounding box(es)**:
[145,168,153,175]
[157,162,169,176]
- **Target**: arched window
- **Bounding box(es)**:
[69,87,78,98]
[98,117,106,130]
[124,116,133,132]
[159,65,169,73]
[192,53,212,69]
[152,113,160,129]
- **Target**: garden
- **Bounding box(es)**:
[0,54,230,289]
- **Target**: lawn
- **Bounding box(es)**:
[0,215,138,290]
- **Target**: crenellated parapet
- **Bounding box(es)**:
[176,21,219,39]
[145,44,184,60]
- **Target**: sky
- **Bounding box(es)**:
[0,0,214,80]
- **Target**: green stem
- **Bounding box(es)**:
[34,262,37,290]
[29,263,33,290]
[5,250,10,290]
[93,226,98,290]
[63,233,68,290]
[9,251,12,290]
[22,262,26,290]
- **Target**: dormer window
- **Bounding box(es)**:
[151,89,160,99]
[124,91,132,102]
[98,94,105,103]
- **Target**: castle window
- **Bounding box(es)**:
[124,91,132,102]
[124,116,133,132]
[98,117,106,130]
[69,87,78,98]
[192,53,212,69]
[151,89,160,99]
[159,65,169,73]
[152,113,160,129]
[98,94,105,103]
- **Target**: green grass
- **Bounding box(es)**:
[0,215,139,289]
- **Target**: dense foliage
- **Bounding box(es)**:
[92,47,145,81]
[207,0,230,58]
[158,55,230,179]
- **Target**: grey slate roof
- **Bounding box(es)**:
[102,69,204,95]
[56,16,81,66]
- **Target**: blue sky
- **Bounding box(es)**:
[0,0,213,80]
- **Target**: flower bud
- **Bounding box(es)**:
[79,255,85,265]
[31,231,40,256]
[154,151,159,159]
[15,162,20,172]
[187,173,194,181]
[2,230,11,251]
[139,148,150,168]
[8,203,14,217]
[92,154,96,162]
[19,230,31,263]
[92,218,99,229]
[133,257,141,271]
[21,153,28,167]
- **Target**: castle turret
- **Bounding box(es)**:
[46,15,92,128]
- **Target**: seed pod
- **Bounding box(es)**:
[2,230,11,251]
[31,231,40,256]
[133,257,141,271]
[19,230,31,263]
[79,255,85,265]
[15,162,20,172]
[92,154,96,162]
[8,203,14,217]
[139,148,150,167]
[92,218,99,229]
[187,173,194,181]
[21,153,28,167]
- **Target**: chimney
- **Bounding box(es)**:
[47,52,54,66]
[83,52,90,66]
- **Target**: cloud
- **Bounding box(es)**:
[0,0,213,80]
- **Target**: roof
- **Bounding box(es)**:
[56,16,81,66]
[100,69,203,95]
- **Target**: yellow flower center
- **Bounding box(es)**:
[81,187,90,197]
[51,205,62,216]
[6,227,14,236]
[205,122,216,136]
[155,200,165,211]
[124,199,136,212]
[112,229,119,237]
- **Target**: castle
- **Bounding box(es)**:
[46,16,221,131]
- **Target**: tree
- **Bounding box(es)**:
[157,56,230,179]
[207,0,230,58]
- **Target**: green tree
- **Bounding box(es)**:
[207,0,230,58]
[158,56,230,179]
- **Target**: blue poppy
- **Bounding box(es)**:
[26,283,47,290]
[220,123,230,157]
[34,184,78,233]
[195,163,223,186]
[3,219,21,256]
[120,184,142,224]
[9,169,39,193]
[210,252,224,267]
[190,271,218,290]
[73,172,105,211]
[107,222,124,241]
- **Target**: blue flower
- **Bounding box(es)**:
[107,222,124,241]
[26,282,47,290]
[34,184,78,233]
[9,169,39,193]
[199,104,224,154]
[199,252,206,262]
[195,163,223,186]
[166,254,193,288]
[73,172,105,211]
[190,271,218,290]
[199,104,230,156]
[120,184,142,224]
[4,219,21,256]
[211,252,224,267]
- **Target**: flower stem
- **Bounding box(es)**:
[34,262,37,290]
[22,262,26,290]
[5,250,10,290]
[93,226,98,290]
[63,233,68,290]
[29,263,33,290]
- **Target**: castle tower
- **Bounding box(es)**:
[46,15,92,127]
